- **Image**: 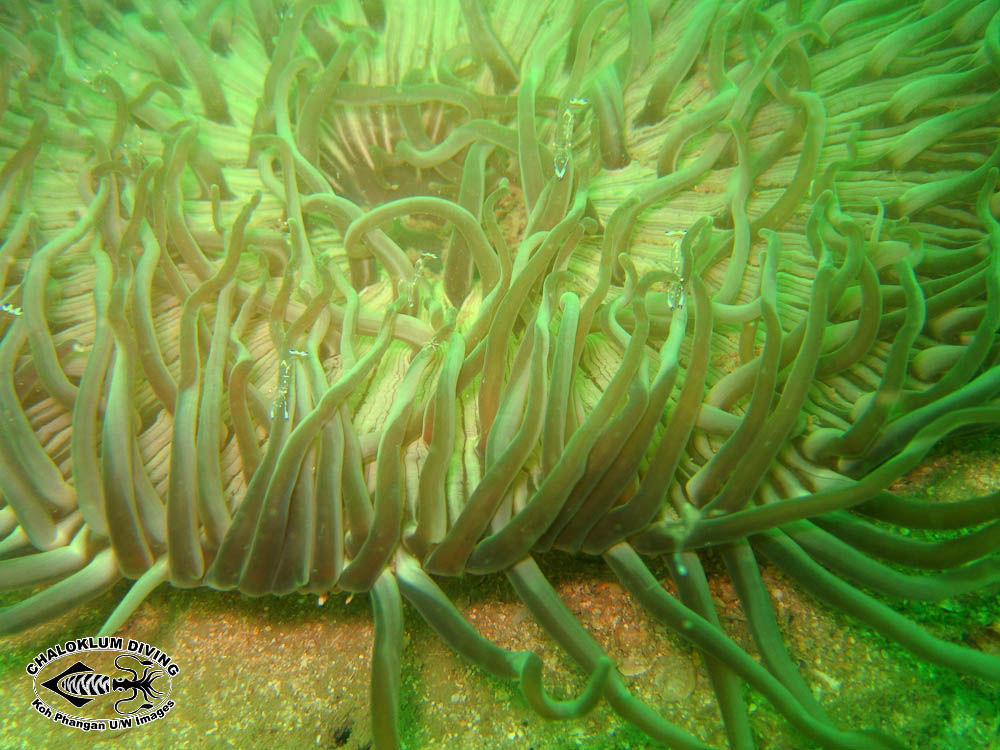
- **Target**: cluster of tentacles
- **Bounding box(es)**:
[1,0,999,747]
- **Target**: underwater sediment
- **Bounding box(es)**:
[1,0,1000,747]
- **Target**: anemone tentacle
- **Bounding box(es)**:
[1,1,999,748]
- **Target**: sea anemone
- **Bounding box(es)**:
[1,0,999,747]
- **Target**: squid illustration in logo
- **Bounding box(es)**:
[41,655,167,715]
